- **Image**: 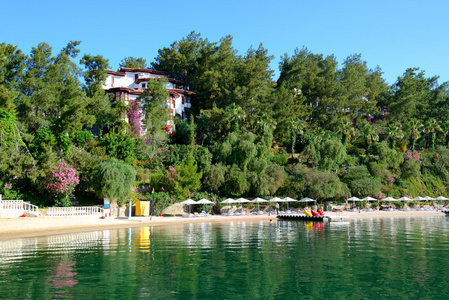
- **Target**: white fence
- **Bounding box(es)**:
[0,195,40,217]
[47,206,104,217]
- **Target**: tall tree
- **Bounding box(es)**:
[277,47,338,128]
[406,118,423,151]
[139,78,170,149]
[18,41,95,134]
[80,54,114,128]
[386,124,404,149]
[289,117,303,158]
[425,118,442,152]
[118,56,147,69]
[389,68,438,124]
[0,43,25,111]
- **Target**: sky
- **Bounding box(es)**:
[2,0,448,86]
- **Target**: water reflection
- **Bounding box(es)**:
[0,217,449,299]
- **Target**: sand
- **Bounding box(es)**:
[0,210,445,241]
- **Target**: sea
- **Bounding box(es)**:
[0,216,448,299]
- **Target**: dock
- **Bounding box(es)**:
[276,213,348,222]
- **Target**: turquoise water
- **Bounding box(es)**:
[0,216,448,299]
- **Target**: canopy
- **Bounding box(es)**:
[181,199,197,205]
[348,196,361,201]
[197,199,214,204]
[235,198,250,203]
[270,197,284,202]
[221,198,236,204]
[283,197,298,202]
[181,199,197,214]
[362,196,377,201]
[381,197,397,201]
[398,197,412,201]
[424,196,435,200]
[413,196,427,201]
[251,197,268,203]
[436,196,449,201]
[299,197,316,203]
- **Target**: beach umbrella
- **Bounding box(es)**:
[221,198,236,204]
[235,197,250,203]
[381,196,396,209]
[398,197,412,201]
[251,197,268,203]
[362,196,377,201]
[197,199,214,204]
[283,197,298,209]
[181,199,197,214]
[197,199,214,212]
[348,196,361,201]
[235,198,250,211]
[299,197,316,209]
[424,196,435,200]
[181,199,197,205]
[271,197,284,202]
[435,196,449,209]
[283,197,297,202]
[413,196,427,201]
[251,197,268,210]
[270,197,284,212]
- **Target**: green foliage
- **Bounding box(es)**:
[146,191,171,215]
[119,57,147,69]
[73,130,93,146]
[373,141,404,170]
[139,78,170,149]
[174,153,202,198]
[401,160,421,180]
[265,164,287,195]
[305,137,347,171]
[100,132,135,161]
[202,164,227,195]
[92,158,136,205]
[307,169,348,201]
[349,178,382,197]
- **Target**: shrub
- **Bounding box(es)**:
[45,161,80,207]
[92,158,136,205]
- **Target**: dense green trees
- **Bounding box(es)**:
[1,35,449,211]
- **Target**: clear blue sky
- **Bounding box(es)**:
[2,0,448,85]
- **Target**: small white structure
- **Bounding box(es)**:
[103,67,195,133]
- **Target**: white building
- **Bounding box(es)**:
[103,67,195,132]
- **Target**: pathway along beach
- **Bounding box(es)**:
[0,210,444,241]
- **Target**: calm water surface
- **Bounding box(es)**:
[0,216,448,299]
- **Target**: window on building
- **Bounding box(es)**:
[182,96,185,104]
[142,83,146,89]
[135,74,138,81]
[111,77,114,86]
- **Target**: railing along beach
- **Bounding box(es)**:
[0,195,40,217]
[47,206,104,217]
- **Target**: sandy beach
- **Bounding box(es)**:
[0,210,445,241]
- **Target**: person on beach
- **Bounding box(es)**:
[275,202,280,215]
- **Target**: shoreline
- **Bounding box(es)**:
[0,210,445,241]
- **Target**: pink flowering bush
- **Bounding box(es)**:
[374,191,385,200]
[45,162,80,206]
[404,150,421,163]
[128,100,142,136]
